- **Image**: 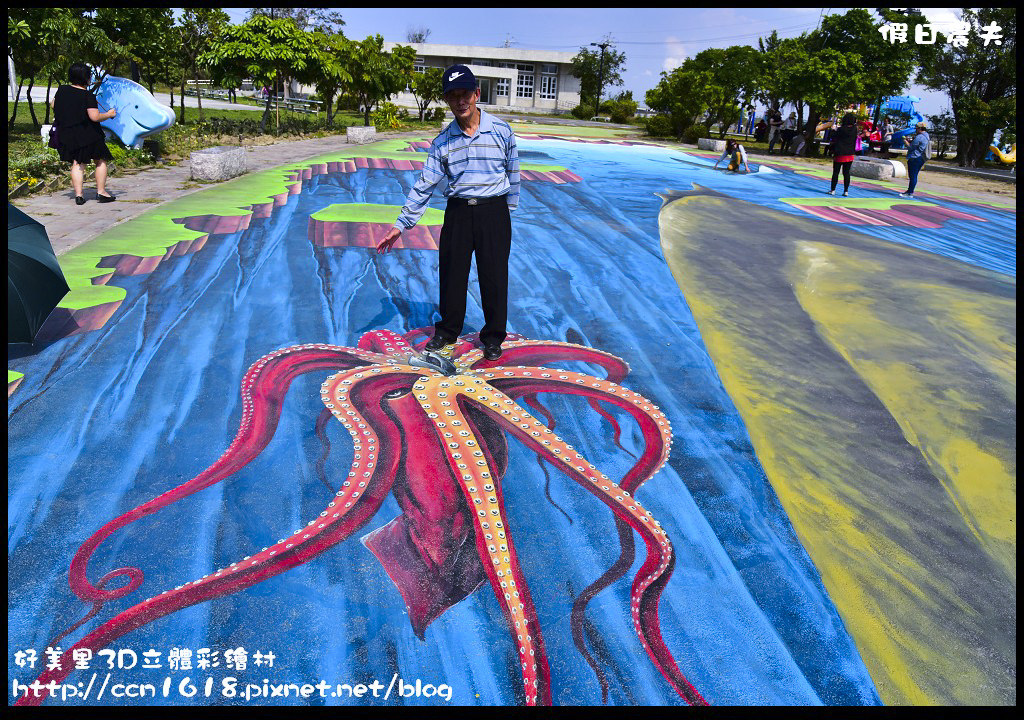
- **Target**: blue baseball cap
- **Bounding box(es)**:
[442,64,477,94]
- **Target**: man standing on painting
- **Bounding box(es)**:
[377,65,519,362]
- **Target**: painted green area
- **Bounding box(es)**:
[521,164,575,173]
[778,197,936,208]
[311,204,444,224]
[9,370,24,383]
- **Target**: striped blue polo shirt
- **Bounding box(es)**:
[393,108,520,230]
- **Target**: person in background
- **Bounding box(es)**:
[767,109,784,154]
[900,121,931,198]
[878,117,893,156]
[855,121,871,157]
[51,62,117,206]
[753,118,768,143]
[712,138,751,173]
[815,112,858,196]
[780,112,797,154]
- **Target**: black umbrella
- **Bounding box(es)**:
[8,203,70,343]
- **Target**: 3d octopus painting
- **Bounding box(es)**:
[17,329,705,707]
[9,131,1015,706]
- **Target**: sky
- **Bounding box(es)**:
[215,7,968,118]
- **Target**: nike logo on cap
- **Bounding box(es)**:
[449,72,463,81]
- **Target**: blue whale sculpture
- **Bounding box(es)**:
[95,76,175,148]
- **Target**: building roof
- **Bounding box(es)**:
[383,42,577,64]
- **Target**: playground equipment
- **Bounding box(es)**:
[877,95,926,144]
[989,144,1016,173]
[95,76,175,149]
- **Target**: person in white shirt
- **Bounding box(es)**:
[713,139,751,173]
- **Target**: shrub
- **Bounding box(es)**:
[682,125,704,144]
[609,99,637,124]
[372,102,402,131]
[9,148,66,177]
[570,103,595,120]
[644,114,674,138]
[429,107,447,122]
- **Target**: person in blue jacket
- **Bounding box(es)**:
[900,121,931,197]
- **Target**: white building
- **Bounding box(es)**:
[382,42,582,115]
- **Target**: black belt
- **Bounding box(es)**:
[447,194,507,207]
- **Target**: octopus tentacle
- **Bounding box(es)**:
[469,368,705,705]
[465,340,635,452]
[358,329,417,356]
[68,344,384,609]
[18,366,417,707]
[412,375,553,706]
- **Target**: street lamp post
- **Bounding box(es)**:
[591,40,610,112]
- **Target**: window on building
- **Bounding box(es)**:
[539,74,557,100]
[515,63,535,73]
[495,78,510,97]
[472,59,494,66]
[414,59,425,74]
[541,63,558,75]
[516,71,534,98]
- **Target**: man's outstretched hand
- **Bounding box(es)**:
[377,227,401,254]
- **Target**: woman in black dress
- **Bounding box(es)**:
[51,63,117,205]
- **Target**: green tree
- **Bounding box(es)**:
[410,66,444,121]
[756,30,787,114]
[776,37,868,154]
[200,14,324,133]
[308,29,353,128]
[571,41,627,108]
[94,8,174,88]
[685,45,762,137]
[911,7,1016,167]
[177,8,229,124]
[816,9,916,127]
[644,66,705,140]
[8,8,124,130]
[247,8,345,33]
[343,35,417,126]
[926,109,957,159]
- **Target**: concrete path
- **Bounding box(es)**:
[150,92,264,112]
[10,131,423,257]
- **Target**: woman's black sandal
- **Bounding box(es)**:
[97,193,116,203]
[75,196,86,205]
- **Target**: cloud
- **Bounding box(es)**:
[663,36,687,72]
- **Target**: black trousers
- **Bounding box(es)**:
[830,160,852,191]
[434,196,511,347]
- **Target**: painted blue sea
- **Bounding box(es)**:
[8,135,1014,705]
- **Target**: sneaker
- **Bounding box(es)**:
[899,192,913,198]
[483,345,502,361]
[424,335,454,353]
[826,190,835,195]
[842,191,849,197]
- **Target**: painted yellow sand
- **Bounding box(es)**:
[791,241,1016,580]
[658,188,1015,705]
